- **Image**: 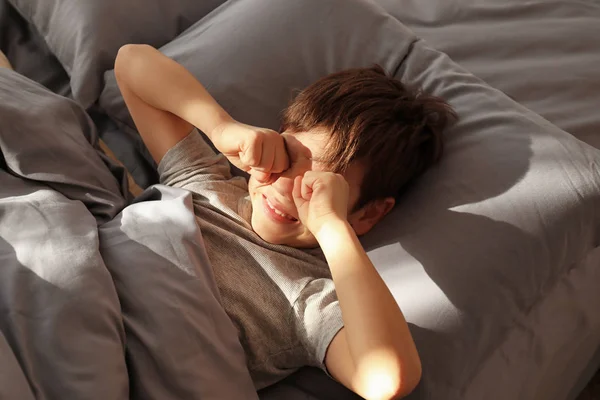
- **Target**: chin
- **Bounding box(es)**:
[251,216,318,249]
[248,189,319,248]
[251,215,297,246]
[252,224,288,245]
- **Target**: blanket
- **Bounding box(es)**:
[0,69,258,399]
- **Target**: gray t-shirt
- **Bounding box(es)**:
[157,130,344,389]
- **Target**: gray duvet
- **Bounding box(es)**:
[0,69,258,400]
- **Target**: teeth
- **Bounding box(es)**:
[266,198,296,221]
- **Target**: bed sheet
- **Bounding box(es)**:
[374,0,600,150]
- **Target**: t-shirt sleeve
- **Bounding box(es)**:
[157,129,249,214]
[157,129,233,188]
[293,278,345,372]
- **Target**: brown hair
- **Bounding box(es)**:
[281,65,457,210]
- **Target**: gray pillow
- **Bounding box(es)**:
[374,0,600,150]
[364,38,600,400]
[8,0,227,108]
[99,0,600,398]
[99,0,414,132]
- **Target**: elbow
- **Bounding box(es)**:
[114,44,152,84]
[384,357,422,400]
[356,353,422,400]
[392,357,422,399]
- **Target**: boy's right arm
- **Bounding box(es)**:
[114,44,288,181]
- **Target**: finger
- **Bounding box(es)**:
[239,133,262,169]
[251,169,271,183]
[292,175,309,211]
[272,135,290,173]
[256,135,275,172]
[300,174,315,201]
[292,175,303,202]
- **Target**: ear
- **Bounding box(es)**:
[347,197,395,236]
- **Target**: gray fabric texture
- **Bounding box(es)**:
[364,38,600,400]
[0,68,257,399]
[157,130,343,389]
[7,0,228,108]
[0,68,128,400]
[0,0,70,96]
[99,0,415,136]
[99,186,259,400]
[0,0,153,187]
[98,1,600,399]
[374,0,600,150]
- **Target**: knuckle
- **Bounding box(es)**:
[273,164,286,173]
[266,129,278,138]
[250,131,262,144]
[325,172,337,181]
[243,150,259,165]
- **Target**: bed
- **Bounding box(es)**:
[1,0,599,399]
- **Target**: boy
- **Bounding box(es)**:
[114,44,455,400]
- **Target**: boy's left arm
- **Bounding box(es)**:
[292,172,422,400]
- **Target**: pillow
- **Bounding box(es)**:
[8,0,227,108]
[99,0,600,398]
[364,38,600,399]
[99,0,414,181]
[99,0,415,132]
[374,0,600,150]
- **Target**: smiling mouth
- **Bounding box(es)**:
[262,195,298,222]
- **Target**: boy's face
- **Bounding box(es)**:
[247,130,365,248]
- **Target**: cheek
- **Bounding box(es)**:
[247,177,263,196]
[272,176,295,197]
[247,176,256,190]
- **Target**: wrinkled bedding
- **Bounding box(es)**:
[0,69,258,400]
[99,1,600,398]
[375,0,600,150]
[0,0,69,96]
[2,0,600,399]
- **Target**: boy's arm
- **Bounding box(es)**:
[114,44,231,163]
[319,223,421,400]
[114,44,288,180]
[292,172,421,400]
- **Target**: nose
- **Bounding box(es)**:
[270,173,295,198]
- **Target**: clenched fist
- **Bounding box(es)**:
[292,171,350,236]
[212,120,289,182]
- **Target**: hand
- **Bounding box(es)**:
[212,120,289,182]
[292,171,350,236]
